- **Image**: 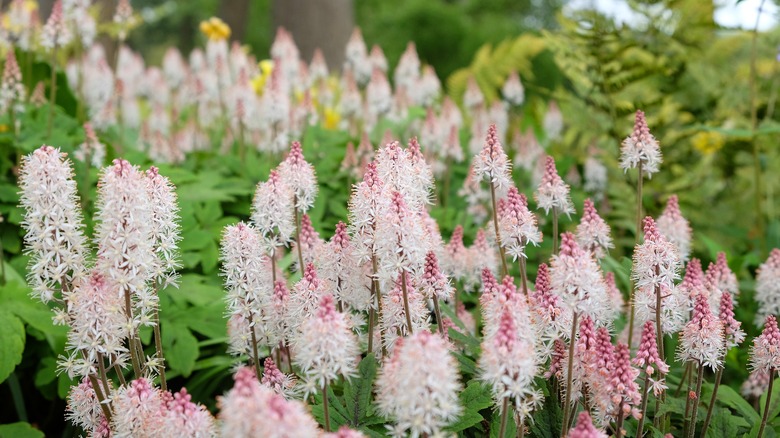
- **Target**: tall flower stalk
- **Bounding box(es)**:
[535,156,573,256]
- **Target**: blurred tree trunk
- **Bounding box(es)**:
[272,0,353,71]
[219,0,251,43]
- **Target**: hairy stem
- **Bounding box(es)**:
[113,363,126,386]
[294,200,305,272]
[499,397,509,438]
[758,368,775,438]
[123,290,142,378]
[489,182,509,277]
[700,367,723,437]
[636,371,651,437]
[400,271,414,335]
[561,312,579,438]
[552,209,559,256]
[519,256,528,296]
[323,381,331,431]
[247,313,261,380]
[371,254,387,357]
[433,294,444,335]
[687,362,704,438]
[615,398,625,438]
[628,163,644,350]
[152,307,167,391]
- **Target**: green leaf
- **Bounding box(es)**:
[0,310,25,383]
[343,354,378,426]
[448,327,481,355]
[759,378,780,423]
[164,323,199,377]
[531,387,563,438]
[706,407,749,437]
[447,380,493,432]
[718,384,760,426]
[490,403,517,438]
[179,229,212,251]
[0,422,44,438]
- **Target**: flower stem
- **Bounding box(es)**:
[615,398,625,438]
[367,291,376,353]
[323,381,331,431]
[687,362,704,438]
[552,209,559,255]
[96,353,112,398]
[113,362,126,386]
[519,256,528,296]
[247,313,261,380]
[758,368,775,438]
[628,164,644,350]
[371,254,387,357]
[561,312,579,438]
[636,371,651,437]
[655,279,664,361]
[400,271,414,335]
[88,372,113,422]
[489,182,509,277]
[293,200,305,272]
[123,290,142,378]
[433,294,444,335]
[499,397,509,438]
[700,367,723,437]
[152,307,167,391]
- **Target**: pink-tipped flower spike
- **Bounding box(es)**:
[633,217,684,334]
[61,271,129,379]
[293,294,360,396]
[742,369,771,399]
[530,263,571,339]
[94,159,157,352]
[656,195,692,261]
[457,303,477,335]
[420,251,455,301]
[111,378,166,436]
[583,156,608,201]
[322,222,372,311]
[114,0,135,40]
[569,412,608,438]
[366,68,392,124]
[74,123,106,168]
[755,249,780,325]
[499,187,542,261]
[269,280,292,345]
[1,50,25,116]
[459,163,491,223]
[344,28,371,84]
[679,258,706,300]
[598,343,641,426]
[41,0,71,50]
[294,213,324,267]
[463,76,484,109]
[286,263,329,335]
[252,169,295,251]
[261,357,297,398]
[592,327,615,375]
[550,232,609,320]
[19,146,88,306]
[634,320,670,380]
[479,309,541,427]
[278,141,318,213]
[750,315,780,373]
[705,252,740,311]
[380,273,431,352]
[535,155,575,217]
[161,388,217,437]
[221,223,274,358]
[545,338,567,379]
[677,292,725,370]
[502,70,525,106]
[543,101,563,140]
[376,330,462,437]
[467,228,498,290]
[145,167,181,289]
[374,191,429,281]
[348,161,385,262]
[218,367,320,436]
[720,292,745,348]
[473,124,512,194]
[620,110,662,177]
[66,378,107,436]
[576,198,613,259]
[375,140,429,209]
[407,137,435,203]
[443,225,469,282]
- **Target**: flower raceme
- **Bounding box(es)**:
[620,110,662,177]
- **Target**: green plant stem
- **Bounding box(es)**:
[367,289,376,353]
[552,209,559,255]
[519,256,528,296]
[8,372,27,422]
[636,371,651,437]
[153,307,167,391]
[294,201,305,272]
[683,361,695,437]
[628,164,644,350]
[655,277,664,361]
[113,363,126,386]
[88,372,112,422]
[615,399,625,438]
[687,362,704,438]
[400,271,413,335]
[124,290,142,378]
[499,397,509,438]
[758,368,775,438]
[248,313,261,380]
[47,46,58,139]
[561,312,579,438]
[270,247,277,283]
[700,367,723,437]
[97,353,112,397]
[323,381,331,431]
[371,253,387,357]
[489,182,509,277]
[433,294,444,335]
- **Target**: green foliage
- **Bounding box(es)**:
[0,422,44,438]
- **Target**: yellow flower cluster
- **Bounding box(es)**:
[250,60,274,94]
[691,130,725,155]
[199,17,230,41]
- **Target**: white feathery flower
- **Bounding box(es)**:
[463,77,484,109]
[543,101,563,140]
[376,330,462,437]
[550,232,609,320]
[677,293,725,370]
[583,156,608,200]
[499,186,542,261]
[366,68,392,120]
[219,367,320,437]
[220,222,274,352]
[161,388,218,438]
[348,162,386,263]
[286,263,329,335]
[320,222,372,311]
[374,191,429,281]
[145,166,181,288]
[380,274,431,353]
[0,50,25,116]
[251,169,296,250]
[344,28,371,85]
[19,145,88,304]
[293,294,360,395]
[620,110,662,178]
[473,124,512,194]
[278,141,318,213]
[535,155,574,216]
[41,0,72,50]
[394,42,421,92]
[66,378,108,436]
[575,198,612,259]
[705,252,740,313]
[656,195,692,261]
[502,71,525,106]
[375,140,428,209]
[755,249,780,325]
[94,159,157,330]
[632,217,683,334]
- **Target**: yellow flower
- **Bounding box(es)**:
[0,124,9,133]
[250,60,274,95]
[200,17,231,41]
[691,131,725,155]
[323,107,341,130]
